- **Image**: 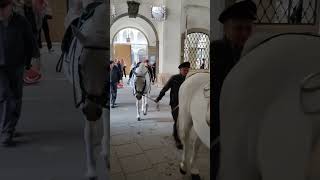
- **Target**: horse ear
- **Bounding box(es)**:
[71,25,87,45]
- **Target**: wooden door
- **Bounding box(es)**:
[113,44,132,76]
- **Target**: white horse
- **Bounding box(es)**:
[130,63,152,121]
[61,1,109,179]
[178,72,210,180]
[219,33,320,180]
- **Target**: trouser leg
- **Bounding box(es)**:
[0,67,24,138]
[42,17,52,50]
[110,82,117,105]
[171,105,181,143]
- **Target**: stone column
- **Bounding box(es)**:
[157,0,183,86]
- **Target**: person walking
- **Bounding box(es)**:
[155,62,190,149]
[110,60,121,108]
[0,0,36,146]
[38,0,53,52]
[121,59,127,78]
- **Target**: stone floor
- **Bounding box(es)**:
[110,80,210,180]
[0,45,210,180]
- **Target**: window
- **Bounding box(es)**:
[254,0,317,24]
[184,33,210,70]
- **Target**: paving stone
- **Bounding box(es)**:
[114,143,143,158]
[136,135,166,151]
[119,154,152,174]
[125,168,160,180]
[111,156,122,174]
[111,133,135,146]
[145,148,177,164]
[110,172,126,180]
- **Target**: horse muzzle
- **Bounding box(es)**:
[136,94,142,100]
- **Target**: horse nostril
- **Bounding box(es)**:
[136,95,142,100]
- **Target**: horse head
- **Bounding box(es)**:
[71,2,108,120]
[133,63,148,100]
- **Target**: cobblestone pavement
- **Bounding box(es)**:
[110,79,210,180]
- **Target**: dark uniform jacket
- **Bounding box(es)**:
[212,38,243,139]
[110,65,121,83]
[0,12,35,68]
[156,74,186,108]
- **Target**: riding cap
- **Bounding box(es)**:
[178,62,190,69]
[219,0,257,24]
[0,0,12,8]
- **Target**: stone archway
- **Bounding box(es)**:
[111,13,160,78]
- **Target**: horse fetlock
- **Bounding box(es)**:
[179,162,187,175]
[190,168,200,176]
[85,169,97,179]
[82,105,102,121]
[191,174,201,180]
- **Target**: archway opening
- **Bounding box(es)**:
[112,28,149,76]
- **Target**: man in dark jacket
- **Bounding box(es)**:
[110,60,121,108]
[0,0,36,146]
[211,0,257,179]
[155,62,190,149]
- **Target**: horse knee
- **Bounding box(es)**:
[82,104,102,122]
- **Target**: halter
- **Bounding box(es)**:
[133,71,148,96]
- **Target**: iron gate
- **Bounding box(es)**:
[254,0,318,24]
[183,32,210,70]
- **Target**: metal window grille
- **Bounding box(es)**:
[184,33,210,70]
[254,0,318,24]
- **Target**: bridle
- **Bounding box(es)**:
[133,70,148,96]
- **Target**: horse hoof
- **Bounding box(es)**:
[137,117,141,121]
[89,177,97,180]
[191,174,201,180]
[179,166,187,175]
[143,112,147,115]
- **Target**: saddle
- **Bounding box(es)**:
[186,69,210,79]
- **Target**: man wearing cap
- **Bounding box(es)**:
[0,0,36,146]
[155,62,190,149]
[211,0,257,179]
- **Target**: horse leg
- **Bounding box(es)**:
[145,92,149,115]
[179,110,192,175]
[190,128,202,180]
[84,120,98,180]
[100,108,110,171]
[136,100,141,121]
[143,95,147,115]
